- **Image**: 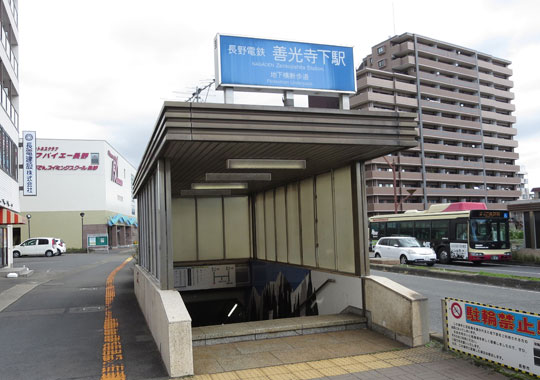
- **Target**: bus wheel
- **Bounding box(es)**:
[438,247,450,264]
[472,261,482,266]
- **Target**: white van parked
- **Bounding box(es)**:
[13,238,58,258]
[373,236,436,266]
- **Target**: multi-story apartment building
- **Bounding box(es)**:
[0,0,19,267]
[351,33,520,215]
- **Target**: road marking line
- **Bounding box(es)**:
[0,283,42,312]
[100,257,132,380]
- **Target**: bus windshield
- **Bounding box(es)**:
[470,219,508,243]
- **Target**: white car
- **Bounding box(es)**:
[13,237,58,258]
[373,236,436,266]
[54,238,66,255]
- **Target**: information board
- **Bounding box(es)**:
[445,298,540,377]
[174,264,236,291]
[88,234,108,247]
[215,34,355,94]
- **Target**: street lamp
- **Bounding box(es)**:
[80,212,85,250]
[26,214,31,239]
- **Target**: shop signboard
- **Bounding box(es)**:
[22,131,37,196]
[444,298,540,377]
[215,34,355,94]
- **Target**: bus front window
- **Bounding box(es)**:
[470,219,508,244]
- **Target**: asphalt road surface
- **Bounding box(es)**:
[372,269,540,334]
[0,251,168,380]
[435,261,540,278]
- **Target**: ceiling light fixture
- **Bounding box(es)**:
[226,159,306,170]
[206,173,271,181]
[191,182,248,190]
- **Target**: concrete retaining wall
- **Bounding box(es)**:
[364,275,429,347]
[134,265,193,378]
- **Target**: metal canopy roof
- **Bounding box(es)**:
[133,102,418,197]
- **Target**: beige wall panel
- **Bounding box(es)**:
[334,166,355,273]
[264,190,276,261]
[275,187,288,263]
[255,193,266,260]
[299,178,316,267]
[316,172,336,270]
[286,183,301,265]
[197,197,224,260]
[172,198,198,262]
[224,197,251,259]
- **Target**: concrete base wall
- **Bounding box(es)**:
[134,265,193,378]
[364,275,429,347]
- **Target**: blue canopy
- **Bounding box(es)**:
[108,214,138,227]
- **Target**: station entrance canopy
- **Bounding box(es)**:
[133,102,417,288]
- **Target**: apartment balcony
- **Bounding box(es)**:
[483,149,519,160]
[367,156,422,166]
[366,170,423,182]
[425,187,487,197]
[356,71,417,93]
[481,110,516,124]
[420,100,480,116]
[483,136,518,148]
[481,98,515,112]
[482,123,517,136]
[418,71,479,91]
[484,176,520,186]
[420,85,478,104]
[477,59,513,77]
[425,158,484,170]
[484,162,519,172]
[367,202,425,214]
[423,143,483,156]
[390,55,416,70]
[367,186,425,198]
[390,41,415,57]
[478,72,513,88]
[423,129,483,144]
[486,189,521,198]
[417,57,477,79]
[479,84,514,100]
[416,43,476,65]
[425,172,487,183]
[422,114,482,130]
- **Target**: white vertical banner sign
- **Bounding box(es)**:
[22,131,37,196]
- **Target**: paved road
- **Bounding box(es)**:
[372,269,540,335]
[436,262,540,278]
[0,251,168,380]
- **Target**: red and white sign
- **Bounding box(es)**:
[445,298,540,377]
[108,150,123,186]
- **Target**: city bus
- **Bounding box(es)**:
[368,202,511,264]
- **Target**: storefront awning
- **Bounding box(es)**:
[0,208,26,225]
[108,214,138,227]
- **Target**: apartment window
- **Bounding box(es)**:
[0,126,17,181]
[377,46,386,55]
[377,59,386,68]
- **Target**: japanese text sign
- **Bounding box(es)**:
[22,131,37,196]
[445,298,540,377]
[215,34,355,94]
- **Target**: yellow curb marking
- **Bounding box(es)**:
[100,257,132,380]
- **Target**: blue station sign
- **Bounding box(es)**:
[215,34,356,94]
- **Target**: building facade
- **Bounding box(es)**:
[0,0,19,267]
[17,139,137,250]
[351,33,520,215]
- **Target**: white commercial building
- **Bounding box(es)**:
[17,138,138,250]
[0,0,20,268]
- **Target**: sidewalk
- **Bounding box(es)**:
[189,328,508,380]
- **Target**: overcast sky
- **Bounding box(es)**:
[19,0,540,189]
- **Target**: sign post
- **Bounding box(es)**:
[22,131,37,196]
